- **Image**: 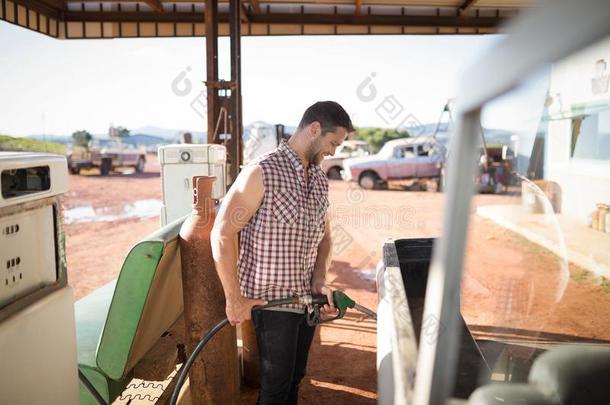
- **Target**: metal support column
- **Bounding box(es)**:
[205,0,219,145]
[228,0,258,389]
[201,1,241,402]
[229,0,243,182]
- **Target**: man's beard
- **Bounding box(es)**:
[306,142,323,166]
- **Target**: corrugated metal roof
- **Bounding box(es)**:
[1,0,532,39]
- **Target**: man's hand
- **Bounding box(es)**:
[311,281,339,320]
[226,296,267,326]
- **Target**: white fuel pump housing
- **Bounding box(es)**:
[0,152,79,405]
[158,144,227,226]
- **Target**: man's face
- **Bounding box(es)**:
[306,123,349,166]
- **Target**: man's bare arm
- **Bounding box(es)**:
[311,217,337,313]
[312,217,332,288]
[211,164,266,325]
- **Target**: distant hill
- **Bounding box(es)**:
[28,134,71,144]
[23,122,513,150]
[395,122,513,148]
[122,134,167,146]
[131,126,206,142]
[0,134,67,154]
[27,126,208,147]
[25,124,290,145]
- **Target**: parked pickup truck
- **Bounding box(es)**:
[342,136,446,190]
[67,141,146,175]
[320,140,372,179]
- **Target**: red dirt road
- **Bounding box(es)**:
[63,157,610,404]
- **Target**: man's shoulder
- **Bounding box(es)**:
[253,148,292,176]
[254,148,284,166]
[244,149,291,189]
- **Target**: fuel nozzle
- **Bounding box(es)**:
[302,290,376,326]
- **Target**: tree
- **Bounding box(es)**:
[116,126,130,138]
[354,127,409,152]
[72,130,92,149]
[108,125,130,138]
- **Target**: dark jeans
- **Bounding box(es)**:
[252,310,316,405]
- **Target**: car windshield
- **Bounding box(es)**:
[339,145,355,155]
[377,143,395,158]
[452,37,610,386]
[417,145,430,156]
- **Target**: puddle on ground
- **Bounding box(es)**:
[64,199,162,224]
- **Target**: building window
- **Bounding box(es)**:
[570,105,610,160]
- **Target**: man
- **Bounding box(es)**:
[211,101,354,404]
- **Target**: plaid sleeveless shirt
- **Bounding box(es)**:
[238,140,329,311]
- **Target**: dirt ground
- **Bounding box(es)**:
[63,156,610,404]
[64,156,163,300]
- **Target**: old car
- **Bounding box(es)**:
[342,136,446,190]
[67,140,146,175]
[320,140,372,179]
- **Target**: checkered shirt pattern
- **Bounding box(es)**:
[238,140,329,311]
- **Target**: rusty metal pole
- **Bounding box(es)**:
[179,176,239,404]
[205,0,219,144]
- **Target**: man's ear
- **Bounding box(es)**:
[309,121,321,138]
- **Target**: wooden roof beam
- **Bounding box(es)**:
[143,0,164,12]
[249,0,260,14]
[41,0,66,11]
[63,10,504,28]
[13,0,62,17]
[241,3,250,22]
[457,0,476,16]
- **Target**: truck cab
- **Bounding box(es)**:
[67,139,146,176]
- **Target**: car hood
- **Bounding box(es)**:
[323,155,345,162]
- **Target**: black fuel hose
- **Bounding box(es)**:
[79,294,373,405]
[169,297,299,405]
[78,297,317,405]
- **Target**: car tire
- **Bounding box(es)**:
[359,172,380,190]
[100,158,112,176]
[135,156,145,173]
[327,166,342,180]
[69,167,80,175]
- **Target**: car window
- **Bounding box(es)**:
[417,145,431,157]
[355,144,371,156]
[340,145,354,155]
[398,146,415,158]
[571,107,610,160]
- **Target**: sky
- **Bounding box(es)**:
[0,21,501,137]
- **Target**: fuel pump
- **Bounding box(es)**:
[0,152,79,405]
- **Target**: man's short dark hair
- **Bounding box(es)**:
[297,101,355,134]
